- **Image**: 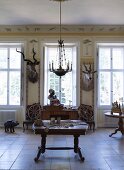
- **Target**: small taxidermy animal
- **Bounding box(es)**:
[4,120,19,133]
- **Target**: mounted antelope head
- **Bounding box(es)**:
[16,48,40,83]
[82,63,97,91]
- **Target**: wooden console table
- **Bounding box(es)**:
[41,106,78,120]
[104,112,124,137]
[33,120,88,162]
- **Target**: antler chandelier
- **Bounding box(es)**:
[49,0,72,77]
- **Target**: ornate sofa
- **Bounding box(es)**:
[23,103,78,131]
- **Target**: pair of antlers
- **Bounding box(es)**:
[16,48,40,65]
[83,63,97,74]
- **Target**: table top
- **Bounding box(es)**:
[32,120,88,135]
[104,112,124,118]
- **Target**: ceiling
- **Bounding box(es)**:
[0,0,124,26]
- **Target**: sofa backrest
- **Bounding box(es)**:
[26,103,42,120]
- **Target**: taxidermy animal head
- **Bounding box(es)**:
[16,48,40,83]
[82,63,97,91]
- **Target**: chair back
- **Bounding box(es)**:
[26,103,42,121]
[78,104,94,122]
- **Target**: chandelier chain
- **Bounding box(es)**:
[49,0,72,77]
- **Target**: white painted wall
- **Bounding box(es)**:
[0,25,124,128]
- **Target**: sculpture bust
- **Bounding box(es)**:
[48,89,60,105]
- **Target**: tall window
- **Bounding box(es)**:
[44,43,77,106]
[0,43,22,106]
[97,44,124,107]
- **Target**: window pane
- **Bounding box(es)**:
[10,48,21,69]
[45,44,76,106]
[61,72,72,105]
[112,48,123,69]
[49,72,59,99]
[0,48,8,69]
[9,71,21,105]
[0,44,22,106]
[48,72,72,105]
[63,47,72,67]
[98,45,124,107]
[99,48,111,69]
[99,72,111,105]
[113,72,123,102]
[48,47,72,105]
[0,72,7,105]
[48,47,57,67]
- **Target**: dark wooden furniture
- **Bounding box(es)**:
[23,103,41,132]
[23,120,34,132]
[78,104,95,131]
[33,120,88,162]
[41,105,78,120]
[104,112,124,137]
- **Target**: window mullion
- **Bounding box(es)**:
[7,48,10,105]
[110,47,113,104]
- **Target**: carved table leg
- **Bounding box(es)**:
[23,122,25,132]
[74,135,78,153]
[119,118,124,135]
[74,135,84,161]
[109,128,120,137]
[109,117,124,137]
[34,134,46,162]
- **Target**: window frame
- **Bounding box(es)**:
[97,43,124,109]
[0,43,24,108]
[43,42,78,106]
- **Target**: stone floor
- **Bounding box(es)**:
[0,127,124,170]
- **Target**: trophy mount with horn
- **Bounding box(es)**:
[16,48,40,83]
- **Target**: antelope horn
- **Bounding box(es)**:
[16,48,33,64]
[82,71,87,73]
[32,48,36,62]
[92,70,97,73]
[89,63,92,71]
[32,48,40,65]
[84,63,88,72]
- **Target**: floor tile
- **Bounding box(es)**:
[0,127,124,170]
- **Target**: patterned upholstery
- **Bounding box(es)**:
[78,104,95,131]
[23,103,42,132]
[26,103,42,121]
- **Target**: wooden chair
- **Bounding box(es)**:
[23,103,42,132]
[78,104,95,131]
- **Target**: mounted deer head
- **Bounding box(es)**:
[82,63,97,91]
[16,48,40,83]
